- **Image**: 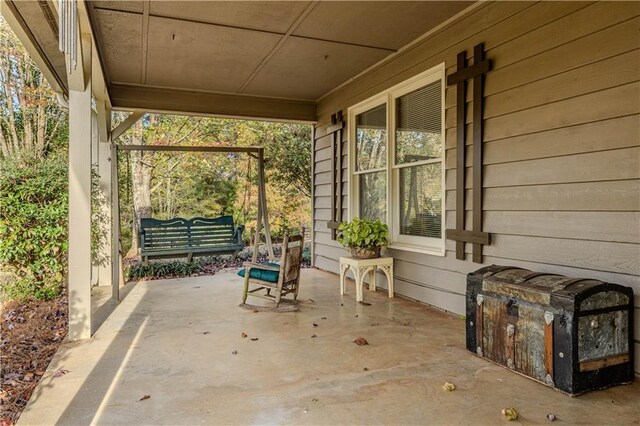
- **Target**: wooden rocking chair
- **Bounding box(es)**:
[239,230,305,312]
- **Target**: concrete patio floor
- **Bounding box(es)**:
[19,269,640,425]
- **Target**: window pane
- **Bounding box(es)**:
[399,163,442,238]
[359,171,386,221]
[355,104,387,171]
[395,80,442,165]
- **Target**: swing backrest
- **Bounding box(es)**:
[140,216,244,259]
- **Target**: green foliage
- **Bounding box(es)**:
[127,260,200,280]
[262,124,312,197]
[115,115,312,255]
[337,218,389,249]
[91,166,109,267]
[0,154,68,300]
[127,242,312,280]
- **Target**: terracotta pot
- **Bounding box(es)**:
[350,246,381,259]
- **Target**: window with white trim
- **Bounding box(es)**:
[349,65,445,255]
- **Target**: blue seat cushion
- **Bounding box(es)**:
[237,262,280,283]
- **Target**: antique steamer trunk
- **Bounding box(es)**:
[466,265,634,395]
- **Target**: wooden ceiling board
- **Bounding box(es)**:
[144,16,282,93]
[94,9,143,84]
[149,1,311,34]
[293,1,474,50]
[244,37,391,100]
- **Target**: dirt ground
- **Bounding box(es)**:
[0,295,68,425]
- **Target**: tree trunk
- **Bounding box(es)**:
[128,149,153,257]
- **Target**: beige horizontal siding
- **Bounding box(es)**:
[312,1,640,371]
[445,181,640,212]
[445,116,640,168]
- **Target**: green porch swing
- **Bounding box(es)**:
[115,145,274,265]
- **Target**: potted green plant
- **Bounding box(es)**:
[337,218,389,259]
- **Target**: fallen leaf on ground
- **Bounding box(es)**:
[321,317,327,320]
[501,408,518,421]
[241,332,248,338]
[311,334,317,338]
[442,382,456,391]
[354,315,359,318]
[363,367,369,371]
[201,331,210,335]
[52,369,69,378]
[354,337,369,346]
[546,414,556,422]
[313,323,318,327]
[138,395,151,401]
[250,337,259,341]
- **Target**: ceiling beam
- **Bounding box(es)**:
[116,145,263,154]
[110,83,317,123]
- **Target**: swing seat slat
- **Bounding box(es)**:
[140,216,244,264]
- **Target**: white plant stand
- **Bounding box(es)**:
[339,256,394,302]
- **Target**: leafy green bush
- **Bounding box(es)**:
[302,243,311,265]
[337,218,389,249]
[0,155,68,300]
[127,260,200,280]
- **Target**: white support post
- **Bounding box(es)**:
[67,34,92,341]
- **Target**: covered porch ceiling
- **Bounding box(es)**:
[5,0,473,122]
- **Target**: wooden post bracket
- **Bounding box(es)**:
[445,43,492,263]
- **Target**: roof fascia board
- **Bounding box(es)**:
[110,83,317,124]
[1,0,67,94]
